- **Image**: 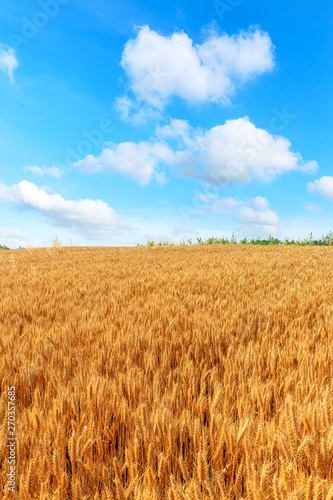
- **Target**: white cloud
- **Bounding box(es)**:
[25,165,65,180]
[186,117,318,185]
[171,117,318,185]
[73,117,318,187]
[299,161,318,174]
[156,119,195,147]
[74,141,174,185]
[114,96,134,121]
[307,177,333,201]
[196,193,279,226]
[114,95,162,125]
[26,166,44,176]
[0,181,130,240]
[47,167,65,180]
[0,44,18,83]
[195,193,241,213]
[252,196,269,210]
[119,25,275,109]
[304,202,322,214]
[235,206,279,225]
[196,193,218,203]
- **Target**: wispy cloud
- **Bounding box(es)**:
[195,193,241,213]
[0,226,24,239]
[235,205,279,225]
[196,194,279,226]
[304,202,322,214]
[25,165,65,180]
[0,44,19,83]
[114,95,162,125]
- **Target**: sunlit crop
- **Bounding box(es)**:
[1,244,333,499]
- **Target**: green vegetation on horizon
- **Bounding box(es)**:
[138,231,333,247]
[1,231,333,250]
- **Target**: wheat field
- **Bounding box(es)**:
[1,244,333,499]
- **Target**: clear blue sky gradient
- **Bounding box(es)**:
[0,0,332,246]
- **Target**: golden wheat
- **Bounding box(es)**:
[1,244,333,498]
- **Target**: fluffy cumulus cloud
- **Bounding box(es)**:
[74,141,174,186]
[196,193,279,226]
[0,181,130,240]
[119,25,275,110]
[0,44,18,82]
[307,177,333,201]
[25,165,65,180]
[180,117,318,185]
[75,116,318,187]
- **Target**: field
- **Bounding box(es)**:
[1,244,333,499]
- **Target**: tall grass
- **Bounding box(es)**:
[1,245,333,498]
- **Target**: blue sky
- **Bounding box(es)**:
[0,0,332,247]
